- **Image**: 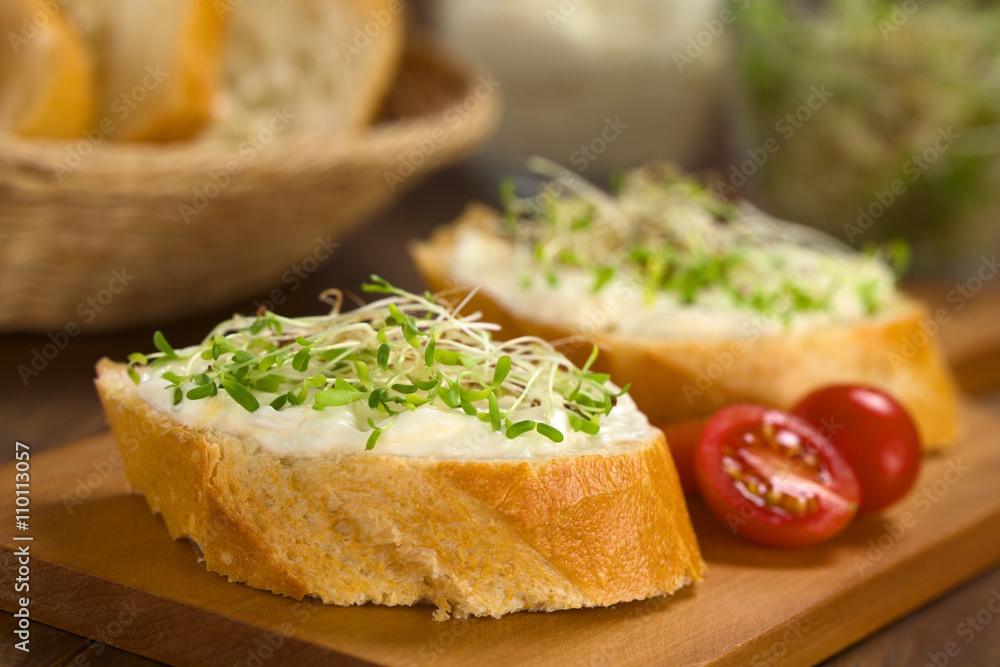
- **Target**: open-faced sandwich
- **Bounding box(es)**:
[95,279,704,620]
[411,163,961,470]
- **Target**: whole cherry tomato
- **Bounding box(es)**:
[794,385,922,514]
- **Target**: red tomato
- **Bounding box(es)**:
[660,418,707,494]
[793,385,922,514]
[694,404,861,547]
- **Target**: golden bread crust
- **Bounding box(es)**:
[0,0,95,137]
[62,0,229,142]
[343,0,406,128]
[95,359,704,620]
[410,205,961,451]
[129,0,229,142]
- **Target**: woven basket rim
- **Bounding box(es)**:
[0,35,501,333]
[0,37,501,184]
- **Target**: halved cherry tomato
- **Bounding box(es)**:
[660,418,707,494]
[793,385,922,514]
[694,404,861,547]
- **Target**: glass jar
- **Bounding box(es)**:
[430,0,733,189]
[733,0,1000,274]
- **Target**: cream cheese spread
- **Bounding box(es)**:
[449,225,904,340]
[137,369,653,460]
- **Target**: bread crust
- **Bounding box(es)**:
[95,359,704,620]
[342,0,406,128]
[136,0,229,141]
[65,0,228,142]
[0,0,95,137]
[410,205,962,451]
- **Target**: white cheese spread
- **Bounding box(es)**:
[137,369,653,461]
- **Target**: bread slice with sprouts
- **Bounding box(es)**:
[94,278,704,620]
[411,161,960,452]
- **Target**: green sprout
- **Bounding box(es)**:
[498,160,901,319]
[127,278,628,449]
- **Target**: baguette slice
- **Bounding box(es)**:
[411,204,961,451]
[95,358,704,620]
[0,0,95,137]
[203,0,405,139]
[67,0,228,141]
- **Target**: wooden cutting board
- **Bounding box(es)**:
[2,401,999,666]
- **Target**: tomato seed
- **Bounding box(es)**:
[762,421,776,441]
[778,494,801,515]
[776,429,801,452]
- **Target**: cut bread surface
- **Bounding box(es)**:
[96,359,704,620]
[5,0,398,142]
[203,0,404,139]
[411,204,962,451]
[66,0,228,141]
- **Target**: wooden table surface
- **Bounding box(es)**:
[3,165,1000,666]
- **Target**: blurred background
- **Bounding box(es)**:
[427,0,1000,274]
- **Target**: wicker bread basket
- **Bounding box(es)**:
[0,38,500,332]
